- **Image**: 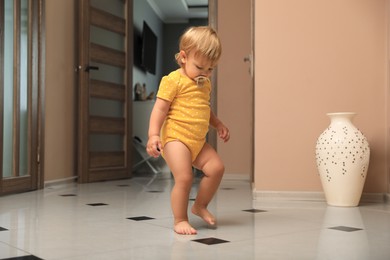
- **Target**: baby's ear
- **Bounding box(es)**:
[180,50,187,63]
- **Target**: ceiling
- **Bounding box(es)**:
[147,0,208,23]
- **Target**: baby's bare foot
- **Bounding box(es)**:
[192,205,216,226]
[174,221,197,235]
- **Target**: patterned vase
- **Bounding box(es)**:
[315,112,370,207]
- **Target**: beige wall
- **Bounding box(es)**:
[44,0,76,181]
[254,0,389,193]
[43,0,389,195]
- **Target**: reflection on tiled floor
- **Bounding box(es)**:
[2,256,43,260]
[0,171,389,259]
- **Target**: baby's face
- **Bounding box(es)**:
[181,51,215,85]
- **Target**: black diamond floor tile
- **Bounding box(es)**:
[0,227,8,231]
[86,203,108,206]
[192,237,230,245]
[242,209,267,213]
[147,190,164,193]
[60,194,77,197]
[127,216,155,221]
[117,184,129,187]
[1,255,43,260]
[328,226,363,232]
[220,187,235,190]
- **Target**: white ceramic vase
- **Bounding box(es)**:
[315,112,370,207]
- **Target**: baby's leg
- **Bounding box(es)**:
[163,141,197,235]
[192,143,224,225]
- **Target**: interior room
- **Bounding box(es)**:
[0,0,389,259]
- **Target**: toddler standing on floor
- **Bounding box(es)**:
[146,26,230,235]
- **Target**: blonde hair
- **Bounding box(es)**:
[175,26,222,67]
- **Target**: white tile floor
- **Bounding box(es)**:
[0,172,390,260]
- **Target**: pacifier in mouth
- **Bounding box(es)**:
[194,76,209,87]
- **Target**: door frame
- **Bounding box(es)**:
[209,0,255,181]
[208,0,218,149]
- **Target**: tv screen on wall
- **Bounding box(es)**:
[141,21,157,74]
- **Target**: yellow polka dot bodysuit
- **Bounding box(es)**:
[157,69,211,162]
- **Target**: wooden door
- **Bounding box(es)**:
[0,0,44,195]
[77,0,133,183]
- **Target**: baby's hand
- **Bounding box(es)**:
[146,135,162,157]
[216,123,230,143]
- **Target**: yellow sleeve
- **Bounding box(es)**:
[156,75,178,102]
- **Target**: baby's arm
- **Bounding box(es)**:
[146,98,170,157]
[210,111,230,143]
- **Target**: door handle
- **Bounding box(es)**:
[243,53,253,77]
[244,56,251,63]
[84,65,99,72]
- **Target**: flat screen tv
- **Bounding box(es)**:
[141,21,157,74]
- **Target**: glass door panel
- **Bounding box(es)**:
[19,0,29,176]
[2,0,14,178]
[89,22,126,153]
[2,0,29,178]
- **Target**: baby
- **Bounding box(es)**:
[146,26,230,235]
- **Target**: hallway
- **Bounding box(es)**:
[0,172,389,259]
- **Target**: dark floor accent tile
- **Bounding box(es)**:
[127,216,155,221]
[192,237,230,245]
[243,209,267,213]
[220,187,235,190]
[117,184,129,187]
[60,194,77,197]
[87,203,108,206]
[147,190,164,193]
[0,226,8,231]
[2,255,44,260]
[189,198,196,201]
[328,226,363,232]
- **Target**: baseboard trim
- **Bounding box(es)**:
[253,190,389,204]
[222,173,250,181]
[253,190,326,201]
[44,176,77,188]
[385,193,390,203]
